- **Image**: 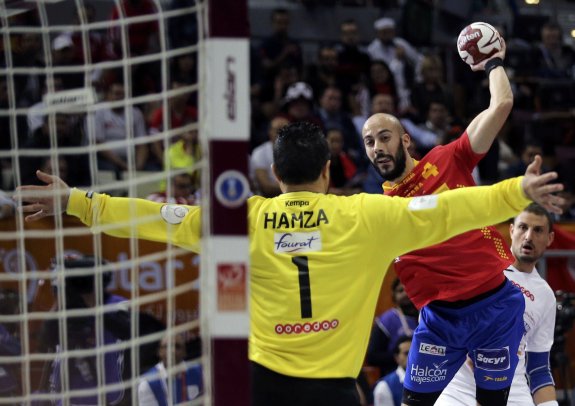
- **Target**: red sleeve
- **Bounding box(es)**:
[444,131,486,172]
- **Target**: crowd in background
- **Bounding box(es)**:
[1,0,575,219]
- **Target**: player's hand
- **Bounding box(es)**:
[16,170,71,222]
[521,155,565,214]
[470,38,507,72]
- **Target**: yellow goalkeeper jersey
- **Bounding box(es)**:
[67,177,530,379]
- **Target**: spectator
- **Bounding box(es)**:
[259,61,302,122]
[27,77,64,137]
[366,279,418,377]
[168,0,198,49]
[249,116,289,197]
[19,113,90,187]
[52,34,85,90]
[335,19,371,106]
[170,53,197,85]
[11,32,45,107]
[367,60,398,103]
[37,255,131,406]
[258,8,303,87]
[505,139,547,179]
[146,173,198,205]
[535,21,575,79]
[415,99,462,156]
[108,0,160,98]
[138,333,203,405]
[409,54,455,124]
[278,81,322,127]
[316,85,363,164]
[305,45,342,105]
[86,81,148,172]
[148,80,198,168]
[108,0,159,57]
[373,336,412,406]
[325,128,361,195]
[163,121,201,189]
[367,17,423,113]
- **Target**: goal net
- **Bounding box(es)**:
[0,0,249,404]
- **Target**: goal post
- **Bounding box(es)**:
[0,0,250,404]
[201,0,251,405]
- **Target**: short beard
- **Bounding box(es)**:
[371,145,407,182]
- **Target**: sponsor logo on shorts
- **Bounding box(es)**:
[484,375,508,382]
[274,231,321,253]
[285,200,310,207]
[275,319,339,335]
[410,360,448,384]
[419,343,446,356]
[474,347,510,371]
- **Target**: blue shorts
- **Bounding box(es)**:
[403,278,525,394]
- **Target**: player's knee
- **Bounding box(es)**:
[402,387,442,406]
[476,385,510,406]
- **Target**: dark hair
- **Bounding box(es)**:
[518,203,554,232]
[341,19,357,27]
[52,255,112,294]
[271,8,289,19]
[393,335,412,355]
[391,278,401,293]
[273,122,329,185]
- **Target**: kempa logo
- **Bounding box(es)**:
[285,200,310,207]
[419,343,446,356]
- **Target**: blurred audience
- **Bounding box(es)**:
[86,80,148,172]
[138,333,203,405]
[249,116,289,197]
[326,128,362,195]
[147,173,199,205]
[258,8,303,90]
[367,17,423,113]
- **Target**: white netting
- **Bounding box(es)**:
[0,0,207,404]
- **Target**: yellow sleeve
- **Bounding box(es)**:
[66,188,202,252]
[370,176,531,256]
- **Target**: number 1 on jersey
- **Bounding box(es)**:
[292,256,312,318]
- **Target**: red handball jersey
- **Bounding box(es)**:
[384,133,512,308]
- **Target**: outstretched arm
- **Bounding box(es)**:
[465,39,513,154]
[17,170,70,222]
[17,171,202,252]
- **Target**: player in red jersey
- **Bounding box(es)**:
[362,39,526,406]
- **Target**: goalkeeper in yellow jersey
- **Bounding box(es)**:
[18,122,564,406]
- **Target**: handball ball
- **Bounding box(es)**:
[457,22,502,65]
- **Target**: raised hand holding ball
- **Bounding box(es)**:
[457,22,502,66]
